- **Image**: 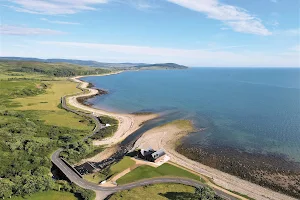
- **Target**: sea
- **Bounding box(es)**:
[81,67,300,163]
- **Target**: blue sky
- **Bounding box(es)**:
[0,0,299,67]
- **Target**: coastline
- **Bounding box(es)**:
[69,72,297,200]
[69,72,158,150]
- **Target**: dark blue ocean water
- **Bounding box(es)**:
[82,68,300,162]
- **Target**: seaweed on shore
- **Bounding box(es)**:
[87,82,95,88]
[77,88,108,106]
[176,144,300,199]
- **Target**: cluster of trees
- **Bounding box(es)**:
[91,116,118,140]
[0,110,96,198]
[0,174,55,199]
[161,186,224,200]
[56,181,95,200]
[0,178,95,200]
[193,187,224,200]
[0,60,115,199]
[60,139,94,164]
[60,138,105,164]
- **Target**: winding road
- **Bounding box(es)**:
[52,149,236,200]
[51,79,239,200]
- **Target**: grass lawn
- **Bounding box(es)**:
[109,156,136,177]
[84,156,135,183]
[0,71,50,81]
[84,156,136,183]
[110,183,195,200]
[10,191,77,200]
[84,173,106,184]
[0,80,46,109]
[14,81,81,111]
[117,163,201,185]
[40,110,93,131]
[11,80,93,130]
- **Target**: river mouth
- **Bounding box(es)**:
[75,110,186,174]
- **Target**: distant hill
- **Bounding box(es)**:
[136,63,188,70]
[0,57,188,70]
[0,60,111,77]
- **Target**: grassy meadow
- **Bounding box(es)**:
[110,183,195,200]
[84,156,135,184]
[13,81,80,110]
[109,156,135,177]
[10,191,77,200]
[117,163,201,185]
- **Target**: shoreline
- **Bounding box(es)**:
[69,72,158,148]
[69,72,297,200]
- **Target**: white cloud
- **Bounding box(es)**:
[113,0,158,10]
[0,25,66,35]
[7,0,108,15]
[31,41,299,67]
[291,45,300,52]
[270,0,277,3]
[128,0,154,10]
[40,18,80,25]
[273,28,300,36]
[282,29,300,36]
[166,0,271,36]
[268,20,279,27]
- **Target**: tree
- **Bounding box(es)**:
[0,179,14,199]
[194,186,216,200]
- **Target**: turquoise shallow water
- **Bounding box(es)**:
[82,68,300,162]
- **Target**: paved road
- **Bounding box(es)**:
[51,87,239,200]
[52,150,237,200]
[61,96,104,140]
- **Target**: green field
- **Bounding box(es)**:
[14,80,94,131]
[117,163,201,185]
[0,80,46,109]
[110,183,195,200]
[14,81,80,111]
[90,115,119,139]
[84,156,136,183]
[83,173,106,184]
[0,71,56,81]
[10,191,77,200]
[109,156,135,177]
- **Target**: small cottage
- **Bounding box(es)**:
[137,148,167,163]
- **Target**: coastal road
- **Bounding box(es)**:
[51,150,238,200]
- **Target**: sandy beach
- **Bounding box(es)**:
[69,73,158,148]
[133,121,298,200]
